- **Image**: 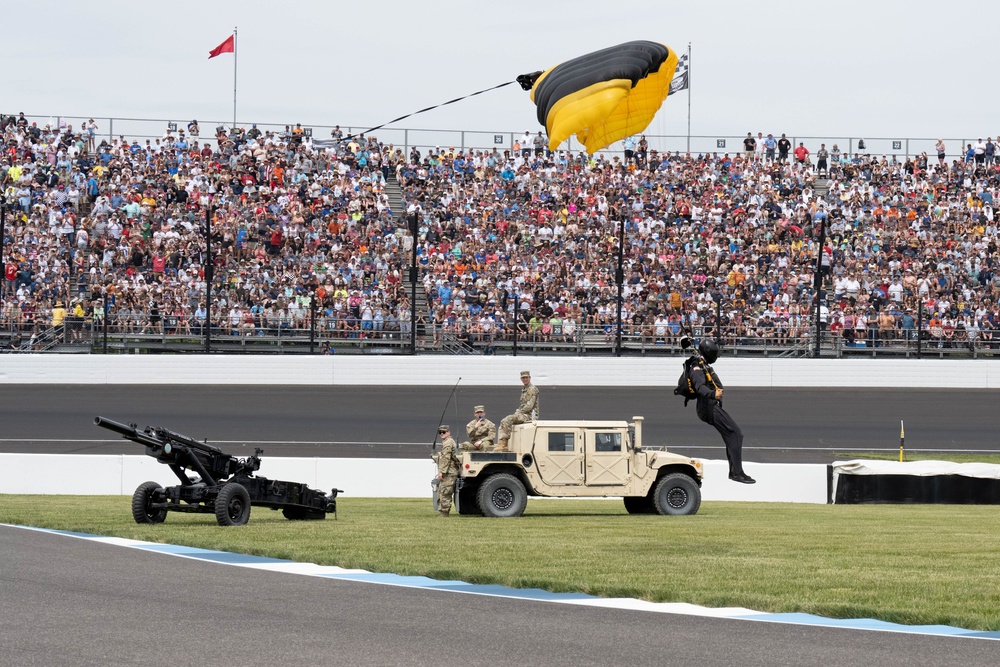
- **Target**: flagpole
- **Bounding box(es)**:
[232,27,238,130]
[686,42,691,154]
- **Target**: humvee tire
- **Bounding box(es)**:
[132,481,167,524]
[456,484,482,515]
[477,473,527,518]
[215,482,252,526]
[623,495,654,514]
[652,473,701,516]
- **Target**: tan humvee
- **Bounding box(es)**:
[452,416,702,517]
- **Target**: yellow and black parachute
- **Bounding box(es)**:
[517,40,679,154]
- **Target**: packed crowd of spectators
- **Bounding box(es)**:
[3,109,1000,352]
[404,133,1000,351]
[1,113,414,347]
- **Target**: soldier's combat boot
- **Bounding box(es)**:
[495,439,508,452]
[438,509,450,518]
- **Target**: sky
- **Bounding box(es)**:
[3,0,993,155]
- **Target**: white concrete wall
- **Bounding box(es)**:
[0,454,829,504]
[0,354,996,387]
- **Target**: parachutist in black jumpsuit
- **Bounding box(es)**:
[689,340,756,484]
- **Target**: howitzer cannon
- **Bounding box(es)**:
[95,416,341,526]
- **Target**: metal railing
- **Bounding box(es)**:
[8,315,993,358]
[14,112,978,162]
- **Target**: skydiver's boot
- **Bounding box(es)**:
[438,509,450,518]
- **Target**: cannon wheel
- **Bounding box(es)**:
[132,481,167,524]
[282,507,326,520]
[215,483,251,526]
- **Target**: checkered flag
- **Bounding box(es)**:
[669,53,689,95]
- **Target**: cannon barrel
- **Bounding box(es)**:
[95,416,166,449]
[94,416,142,437]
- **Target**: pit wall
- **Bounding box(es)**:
[0,355,995,387]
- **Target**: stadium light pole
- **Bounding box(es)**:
[812,216,827,358]
[0,203,6,301]
[102,292,108,354]
[204,206,213,354]
[714,291,722,345]
[309,290,317,354]
[615,216,625,357]
[409,212,418,355]
[512,291,519,357]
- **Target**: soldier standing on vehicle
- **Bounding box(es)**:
[496,370,539,452]
[461,405,496,452]
[436,425,458,517]
[689,340,756,484]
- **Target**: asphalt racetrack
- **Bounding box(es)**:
[2,524,996,667]
[0,386,997,463]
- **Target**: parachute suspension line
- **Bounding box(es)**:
[345,81,517,141]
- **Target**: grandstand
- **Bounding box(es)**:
[2,112,998,358]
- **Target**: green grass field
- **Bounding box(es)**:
[3,495,999,631]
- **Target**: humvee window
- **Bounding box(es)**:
[547,432,575,452]
[594,433,621,452]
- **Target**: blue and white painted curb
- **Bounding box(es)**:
[11,524,999,641]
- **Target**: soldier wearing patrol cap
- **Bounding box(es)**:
[461,405,496,452]
[436,425,458,517]
[496,370,540,452]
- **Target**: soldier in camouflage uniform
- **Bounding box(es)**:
[460,405,496,452]
[496,370,540,451]
[435,425,459,517]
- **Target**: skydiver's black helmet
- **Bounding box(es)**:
[698,339,720,364]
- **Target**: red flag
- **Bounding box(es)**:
[208,34,235,59]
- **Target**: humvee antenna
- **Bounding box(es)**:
[432,377,462,452]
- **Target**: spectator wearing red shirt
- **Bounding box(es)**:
[793,142,810,164]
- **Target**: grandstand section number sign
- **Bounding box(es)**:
[892,141,902,150]
[494,135,504,144]
[717,139,726,148]
[167,122,177,132]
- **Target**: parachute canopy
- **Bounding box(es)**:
[517,40,679,154]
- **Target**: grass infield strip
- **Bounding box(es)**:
[2,495,998,632]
